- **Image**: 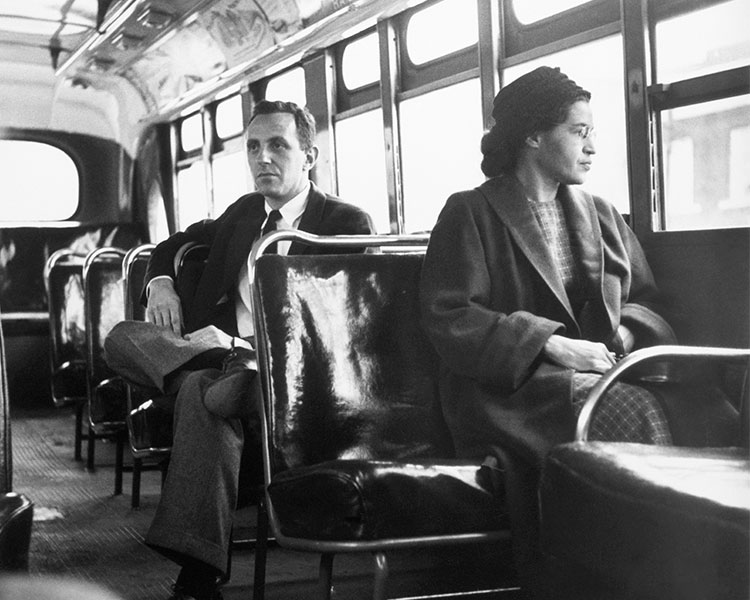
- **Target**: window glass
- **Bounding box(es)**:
[0,140,79,221]
[216,95,244,139]
[504,35,629,215]
[400,78,483,233]
[511,0,594,24]
[407,0,478,65]
[655,0,749,83]
[212,151,249,217]
[661,95,750,231]
[335,109,390,233]
[265,67,307,107]
[181,113,203,153]
[176,162,208,229]
[146,181,170,243]
[342,33,380,90]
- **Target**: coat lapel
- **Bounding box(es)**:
[195,194,266,310]
[562,186,619,338]
[290,182,326,255]
[479,176,575,320]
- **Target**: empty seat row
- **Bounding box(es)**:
[44,244,160,504]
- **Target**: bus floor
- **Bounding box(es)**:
[11,405,519,600]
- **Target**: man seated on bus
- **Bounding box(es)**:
[105,100,374,600]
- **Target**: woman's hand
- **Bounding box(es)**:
[183,325,234,350]
[543,334,616,374]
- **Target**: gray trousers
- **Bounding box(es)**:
[104,320,260,575]
[145,367,246,574]
[104,320,223,393]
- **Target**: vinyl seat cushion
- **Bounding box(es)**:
[539,442,750,600]
[268,459,508,541]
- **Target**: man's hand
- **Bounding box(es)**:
[183,326,234,351]
[543,334,616,374]
[146,279,183,336]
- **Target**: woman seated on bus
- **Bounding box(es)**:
[419,66,678,593]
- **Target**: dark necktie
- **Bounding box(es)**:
[261,209,282,254]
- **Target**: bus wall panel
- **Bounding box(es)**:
[645,232,750,349]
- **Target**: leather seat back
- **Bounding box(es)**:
[254,252,452,473]
[83,248,127,426]
[44,251,87,405]
[123,244,155,322]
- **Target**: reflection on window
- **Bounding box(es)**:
[656,0,749,83]
[335,109,389,233]
[212,151,248,217]
[661,96,750,231]
[407,0,478,65]
[265,67,307,108]
[504,35,629,215]
[0,140,78,221]
[181,113,203,153]
[177,162,208,230]
[511,0,593,24]
[342,32,379,90]
[216,95,244,139]
[400,79,483,233]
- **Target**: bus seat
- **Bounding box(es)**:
[121,244,170,509]
[83,247,129,493]
[249,232,515,600]
[125,242,209,460]
[538,346,750,600]
[43,250,88,461]
[0,305,34,571]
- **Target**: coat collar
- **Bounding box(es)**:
[478,175,603,324]
[224,180,326,272]
[203,182,326,307]
[290,180,327,255]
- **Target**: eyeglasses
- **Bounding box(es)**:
[570,124,595,140]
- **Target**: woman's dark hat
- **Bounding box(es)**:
[480,66,589,177]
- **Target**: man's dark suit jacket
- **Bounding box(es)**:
[143,181,374,334]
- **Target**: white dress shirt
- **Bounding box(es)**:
[234,183,310,338]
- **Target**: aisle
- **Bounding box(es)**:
[12,408,182,599]
[11,407,517,600]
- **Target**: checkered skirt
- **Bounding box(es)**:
[571,373,672,445]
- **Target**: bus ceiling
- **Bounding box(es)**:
[0,0,429,144]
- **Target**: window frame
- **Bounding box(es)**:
[644,0,750,236]
[0,137,81,223]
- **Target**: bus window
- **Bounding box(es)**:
[212,151,248,216]
[341,32,379,90]
[215,94,244,139]
[176,161,208,229]
[661,95,750,231]
[400,78,483,233]
[511,0,595,24]
[406,0,478,66]
[180,112,203,153]
[653,0,750,231]
[655,0,749,83]
[0,140,79,221]
[265,67,306,107]
[335,108,390,233]
[504,35,629,216]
